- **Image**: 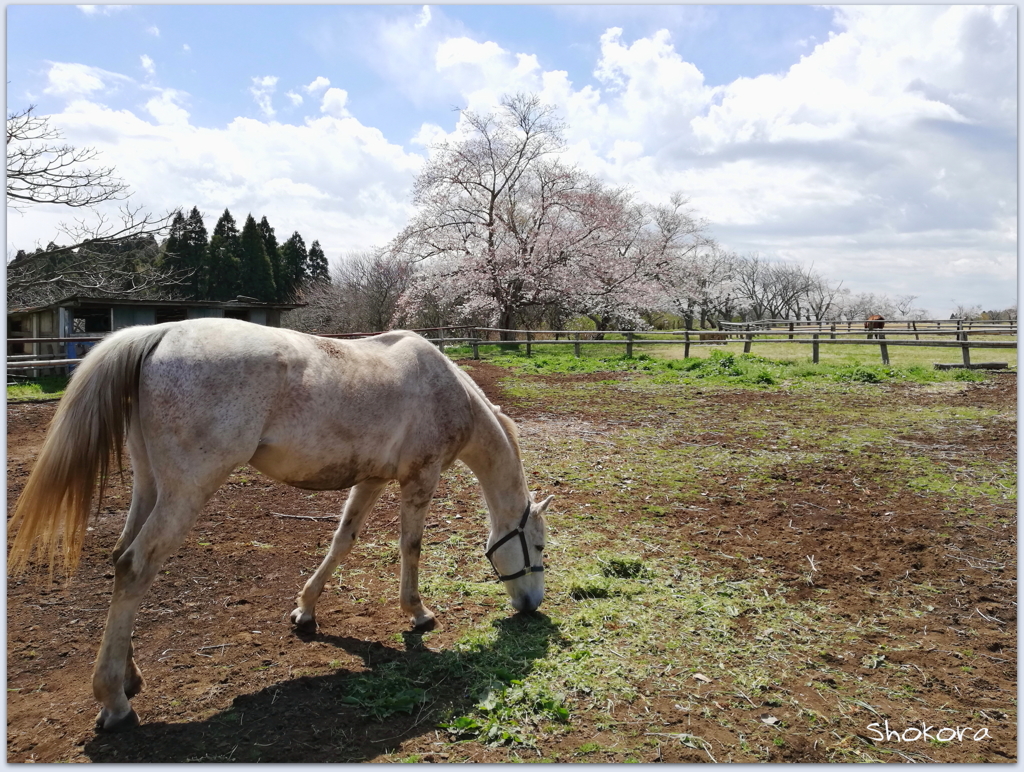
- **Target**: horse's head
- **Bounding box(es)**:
[485,494,554,613]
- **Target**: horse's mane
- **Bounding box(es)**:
[452,363,523,464]
[494,409,523,465]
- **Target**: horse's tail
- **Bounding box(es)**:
[8,324,172,578]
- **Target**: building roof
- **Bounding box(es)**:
[9,294,304,314]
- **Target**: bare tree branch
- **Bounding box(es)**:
[7,105,129,211]
[7,106,185,306]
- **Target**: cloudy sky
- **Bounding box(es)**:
[5,4,1017,317]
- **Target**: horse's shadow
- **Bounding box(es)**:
[83,612,563,763]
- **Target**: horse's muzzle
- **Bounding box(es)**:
[511,588,544,613]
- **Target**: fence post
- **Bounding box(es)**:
[472,337,479,360]
[812,333,819,364]
[788,321,794,340]
[574,333,581,358]
[684,328,691,358]
[526,330,533,358]
[961,333,971,367]
[744,332,753,354]
[830,322,836,340]
[626,332,634,358]
[879,335,889,365]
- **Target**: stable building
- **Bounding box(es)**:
[7,295,301,376]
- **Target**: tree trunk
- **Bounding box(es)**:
[499,308,516,341]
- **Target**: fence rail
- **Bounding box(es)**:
[7,319,1017,377]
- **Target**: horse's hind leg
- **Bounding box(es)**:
[290,478,388,631]
[111,427,156,700]
[397,469,441,631]
[92,485,222,732]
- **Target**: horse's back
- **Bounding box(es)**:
[135,320,476,490]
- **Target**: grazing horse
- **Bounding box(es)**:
[864,314,885,339]
[7,319,553,732]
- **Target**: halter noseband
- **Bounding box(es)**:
[484,502,543,582]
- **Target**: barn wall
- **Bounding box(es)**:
[187,307,224,319]
[112,306,156,329]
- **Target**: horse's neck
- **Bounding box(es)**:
[460,412,529,522]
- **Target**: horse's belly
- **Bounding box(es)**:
[249,444,395,491]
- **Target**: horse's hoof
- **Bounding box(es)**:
[95,707,139,732]
[289,608,317,633]
[411,615,437,633]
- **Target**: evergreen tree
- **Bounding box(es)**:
[162,210,189,277]
[165,206,210,299]
[182,206,210,299]
[307,240,330,283]
[239,213,277,301]
[277,231,308,301]
[256,215,283,301]
[206,209,243,300]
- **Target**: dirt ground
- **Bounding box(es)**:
[6,365,1017,763]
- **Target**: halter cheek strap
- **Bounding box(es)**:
[484,503,544,582]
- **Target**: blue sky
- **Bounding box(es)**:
[5,4,1017,316]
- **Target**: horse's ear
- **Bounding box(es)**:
[536,495,554,513]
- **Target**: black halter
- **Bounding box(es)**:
[484,502,543,582]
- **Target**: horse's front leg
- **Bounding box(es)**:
[398,470,441,631]
[290,479,388,631]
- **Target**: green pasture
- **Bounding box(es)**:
[7,332,1014,404]
[453,331,1016,372]
[331,355,1013,763]
[445,342,1006,388]
[6,337,1015,761]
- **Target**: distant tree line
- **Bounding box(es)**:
[8,205,331,307]
[162,207,329,302]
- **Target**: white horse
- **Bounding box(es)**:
[8,318,553,732]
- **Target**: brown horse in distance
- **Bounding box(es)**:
[864,314,885,339]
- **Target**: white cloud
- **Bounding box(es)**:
[76,5,129,15]
[320,88,350,118]
[8,90,424,266]
[9,7,1015,315]
[182,43,191,53]
[140,55,155,76]
[249,75,279,119]
[361,6,467,107]
[302,76,330,95]
[42,62,132,98]
[144,88,190,126]
[414,5,432,30]
[374,7,1014,314]
[146,25,160,37]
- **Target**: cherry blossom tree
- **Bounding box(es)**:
[392,93,717,337]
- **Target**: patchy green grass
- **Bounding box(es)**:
[360,352,1016,762]
[449,345,1003,389]
[6,374,69,402]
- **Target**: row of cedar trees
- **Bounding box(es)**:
[164,207,330,303]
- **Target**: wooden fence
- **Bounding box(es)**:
[716,319,1017,367]
[7,319,1016,378]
